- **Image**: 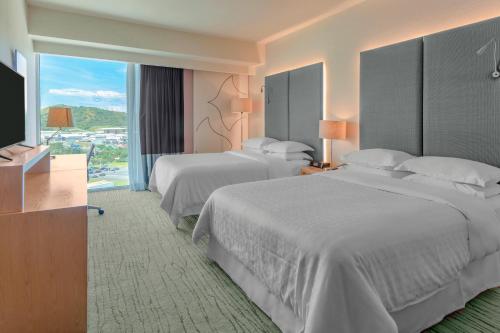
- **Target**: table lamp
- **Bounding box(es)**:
[46,107,74,145]
[231,97,253,149]
[319,120,347,166]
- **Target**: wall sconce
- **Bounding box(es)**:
[476,38,500,79]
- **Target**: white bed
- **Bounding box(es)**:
[193,170,500,333]
[149,150,309,226]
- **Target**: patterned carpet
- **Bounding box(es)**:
[88,190,500,333]
[87,190,279,333]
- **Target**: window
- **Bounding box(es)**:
[39,54,128,189]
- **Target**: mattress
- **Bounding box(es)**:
[193,170,500,333]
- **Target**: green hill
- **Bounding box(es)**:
[41,105,127,131]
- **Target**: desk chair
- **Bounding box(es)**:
[87,144,104,215]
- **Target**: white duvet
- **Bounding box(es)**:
[193,170,500,333]
[149,151,308,226]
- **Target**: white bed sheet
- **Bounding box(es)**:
[193,170,500,333]
[207,236,500,333]
[149,151,308,225]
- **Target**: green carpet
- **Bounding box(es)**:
[88,190,279,333]
[88,190,500,333]
[426,288,500,333]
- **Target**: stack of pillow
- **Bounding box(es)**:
[396,156,500,199]
[264,141,313,161]
[242,138,314,161]
[340,148,500,199]
[340,149,414,178]
[242,137,278,153]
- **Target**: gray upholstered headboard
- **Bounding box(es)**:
[265,63,323,161]
[360,38,423,156]
[265,71,289,141]
[423,17,500,167]
[360,16,500,167]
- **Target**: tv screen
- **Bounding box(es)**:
[0,62,25,150]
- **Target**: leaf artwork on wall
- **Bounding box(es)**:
[196,74,246,150]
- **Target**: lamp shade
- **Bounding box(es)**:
[319,120,347,140]
[47,107,74,128]
[231,97,253,113]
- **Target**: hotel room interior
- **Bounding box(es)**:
[2,0,500,332]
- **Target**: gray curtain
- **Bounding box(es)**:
[140,65,184,185]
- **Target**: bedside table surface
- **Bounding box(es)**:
[300,166,336,175]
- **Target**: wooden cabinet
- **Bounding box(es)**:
[0,148,87,333]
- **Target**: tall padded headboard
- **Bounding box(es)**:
[265,63,323,160]
[360,38,423,156]
[423,17,500,167]
[265,71,289,141]
[288,63,323,161]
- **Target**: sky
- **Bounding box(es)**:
[40,54,127,112]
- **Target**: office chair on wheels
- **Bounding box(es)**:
[87,144,104,215]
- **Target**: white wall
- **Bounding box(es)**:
[193,71,248,153]
[28,5,261,75]
[250,0,500,162]
[33,41,251,75]
[0,0,36,146]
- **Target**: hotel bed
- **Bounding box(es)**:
[193,170,500,333]
[149,150,309,226]
[192,19,500,333]
[150,62,324,226]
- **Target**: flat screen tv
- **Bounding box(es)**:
[0,61,25,150]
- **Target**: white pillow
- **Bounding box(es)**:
[242,137,278,149]
[267,152,313,161]
[341,149,414,170]
[264,141,314,153]
[395,156,500,187]
[404,174,500,199]
[341,164,412,178]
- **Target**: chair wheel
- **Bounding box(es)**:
[98,209,104,215]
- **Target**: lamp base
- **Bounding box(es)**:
[312,161,330,169]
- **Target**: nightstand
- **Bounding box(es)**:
[300,166,336,175]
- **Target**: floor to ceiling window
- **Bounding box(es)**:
[39,54,128,189]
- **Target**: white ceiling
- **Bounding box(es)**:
[27,0,357,42]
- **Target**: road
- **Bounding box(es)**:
[90,166,129,186]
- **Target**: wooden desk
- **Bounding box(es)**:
[0,151,87,332]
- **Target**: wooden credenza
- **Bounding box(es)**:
[0,146,87,333]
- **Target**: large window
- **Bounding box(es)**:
[39,54,128,189]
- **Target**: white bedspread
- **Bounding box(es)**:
[193,170,500,333]
[149,151,307,225]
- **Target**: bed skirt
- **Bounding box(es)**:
[207,237,500,333]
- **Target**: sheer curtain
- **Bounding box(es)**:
[127,64,146,191]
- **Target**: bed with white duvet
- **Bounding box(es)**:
[149,150,309,226]
[193,169,500,333]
